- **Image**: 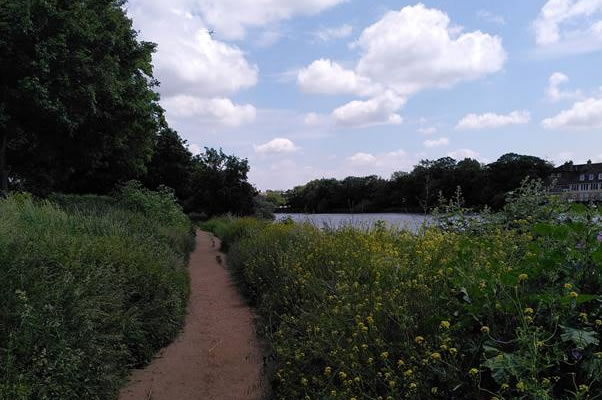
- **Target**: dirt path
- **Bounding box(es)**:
[119,231,264,400]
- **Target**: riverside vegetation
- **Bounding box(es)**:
[205,181,602,400]
[0,182,194,400]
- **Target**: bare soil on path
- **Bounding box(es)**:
[119,231,264,400]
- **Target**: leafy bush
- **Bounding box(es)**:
[201,216,268,251]
[0,187,194,400]
[220,193,602,399]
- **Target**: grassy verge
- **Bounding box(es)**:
[207,184,602,400]
[0,183,194,400]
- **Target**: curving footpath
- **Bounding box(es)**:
[119,231,263,400]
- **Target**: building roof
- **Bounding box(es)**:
[552,162,602,186]
[555,161,602,173]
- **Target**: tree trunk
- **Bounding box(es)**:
[0,129,7,196]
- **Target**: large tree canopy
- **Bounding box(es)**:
[0,0,161,194]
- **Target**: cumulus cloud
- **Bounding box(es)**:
[297,59,380,96]
[354,4,506,96]
[254,138,300,154]
[194,0,347,40]
[542,97,602,129]
[546,72,583,101]
[298,4,506,128]
[448,149,481,160]
[314,24,353,41]
[347,149,410,170]
[127,1,260,128]
[332,91,405,128]
[534,0,602,53]
[423,137,450,148]
[128,2,258,98]
[456,111,531,130]
[162,96,256,127]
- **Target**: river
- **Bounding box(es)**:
[275,213,432,231]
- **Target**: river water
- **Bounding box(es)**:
[275,213,432,232]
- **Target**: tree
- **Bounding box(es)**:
[143,125,194,200]
[485,153,554,208]
[186,148,257,216]
[0,0,161,195]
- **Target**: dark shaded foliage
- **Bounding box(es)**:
[284,153,554,213]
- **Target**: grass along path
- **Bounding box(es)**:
[119,231,264,400]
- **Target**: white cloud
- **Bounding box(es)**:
[299,4,506,128]
[542,97,602,129]
[194,0,348,40]
[448,149,481,160]
[348,152,377,165]
[332,91,405,128]
[254,138,300,154]
[354,4,506,96]
[128,1,260,128]
[419,126,437,135]
[477,10,506,25]
[162,96,256,127]
[347,149,410,170]
[546,72,583,101]
[534,0,602,53]
[128,3,258,98]
[314,24,353,41]
[189,143,202,156]
[456,111,531,130]
[297,59,380,96]
[423,137,450,148]
[304,112,330,126]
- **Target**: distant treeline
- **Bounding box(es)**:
[280,153,554,213]
[0,0,257,218]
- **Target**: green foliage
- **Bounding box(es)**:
[186,148,257,217]
[217,193,602,399]
[143,126,194,201]
[253,195,276,220]
[0,0,161,194]
[284,153,554,213]
[0,188,194,400]
[201,216,268,251]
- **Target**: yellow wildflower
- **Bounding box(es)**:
[430,352,441,361]
[518,274,528,282]
[569,291,579,298]
[564,283,573,290]
[440,320,451,329]
[516,381,526,392]
[415,336,425,344]
[524,307,534,314]
[481,326,490,334]
[469,368,479,377]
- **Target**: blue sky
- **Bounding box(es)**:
[127,1,602,190]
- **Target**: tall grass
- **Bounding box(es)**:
[209,186,602,400]
[0,183,194,400]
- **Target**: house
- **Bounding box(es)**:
[550,161,602,202]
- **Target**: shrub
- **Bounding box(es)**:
[222,196,602,399]
[0,188,194,400]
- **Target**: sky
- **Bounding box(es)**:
[126,0,602,190]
